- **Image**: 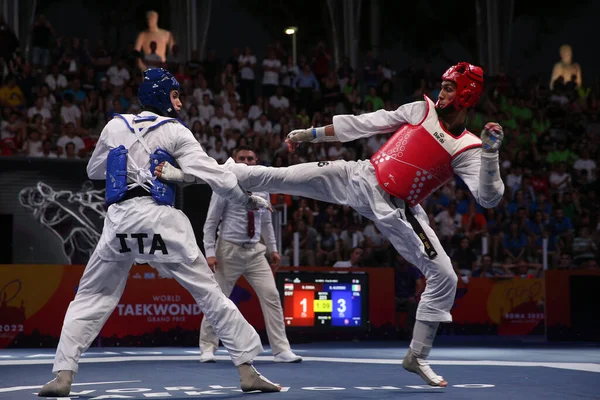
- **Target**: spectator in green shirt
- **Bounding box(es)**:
[364,86,384,111]
[499,112,518,131]
[546,141,578,164]
[512,98,533,122]
[516,127,538,150]
[466,108,485,132]
[342,74,360,96]
[532,109,551,136]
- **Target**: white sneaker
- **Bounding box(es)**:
[199,351,216,363]
[273,350,302,363]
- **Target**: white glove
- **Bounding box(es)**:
[286,127,315,143]
[245,195,271,211]
[481,122,504,153]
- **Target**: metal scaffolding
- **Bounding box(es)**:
[168,0,212,62]
[476,0,515,76]
[1,0,37,54]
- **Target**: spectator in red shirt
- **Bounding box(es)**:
[461,201,487,243]
[531,164,549,195]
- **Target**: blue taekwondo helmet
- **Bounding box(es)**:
[138,68,181,116]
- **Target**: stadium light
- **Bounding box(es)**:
[285,27,298,66]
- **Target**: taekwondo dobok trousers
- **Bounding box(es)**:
[52,197,263,374]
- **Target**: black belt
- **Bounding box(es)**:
[392,198,438,260]
[117,186,152,203]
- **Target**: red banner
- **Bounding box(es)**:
[452,277,545,335]
[0,265,395,348]
[0,264,548,348]
[0,264,79,347]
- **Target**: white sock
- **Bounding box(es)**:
[409,320,439,359]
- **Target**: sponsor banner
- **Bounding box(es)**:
[0,264,546,348]
[0,264,261,348]
[102,265,265,337]
[452,277,545,335]
[0,264,76,347]
[0,265,395,348]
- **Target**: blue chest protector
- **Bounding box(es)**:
[105,144,129,206]
[149,149,178,206]
[105,114,184,207]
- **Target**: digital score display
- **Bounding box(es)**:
[276,272,368,329]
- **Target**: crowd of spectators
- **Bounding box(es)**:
[0,15,598,302]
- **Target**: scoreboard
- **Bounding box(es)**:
[276,271,368,330]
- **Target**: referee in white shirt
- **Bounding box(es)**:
[200,146,302,363]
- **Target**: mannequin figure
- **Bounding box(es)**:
[549,44,582,90]
[134,10,175,70]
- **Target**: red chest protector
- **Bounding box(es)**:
[370,96,481,207]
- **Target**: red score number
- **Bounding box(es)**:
[292,291,314,325]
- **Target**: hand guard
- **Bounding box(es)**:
[245,195,271,211]
[159,161,185,182]
[286,128,314,143]
[481,122,504,153]
[158,162,196,183]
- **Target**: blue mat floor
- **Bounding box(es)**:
[1,341,599,399]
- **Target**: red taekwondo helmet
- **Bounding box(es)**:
[436,62,484,111]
